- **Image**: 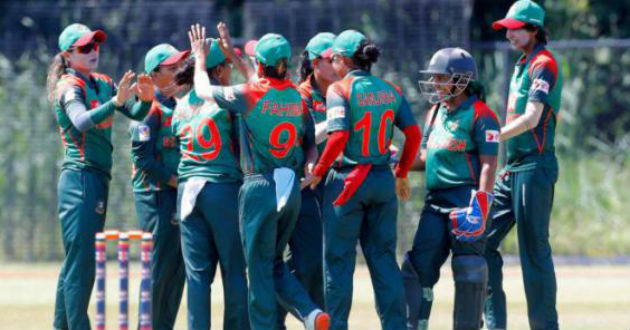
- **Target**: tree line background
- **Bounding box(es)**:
[0,0,628,261]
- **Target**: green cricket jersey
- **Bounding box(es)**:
[130,92,180,192]
[55,69,151,177]
[210,77,316,175]
[326,70,417,167]
[298,74,327,154]
[422,96,500,191]
[505,42,562,171]
[172,88,242,182]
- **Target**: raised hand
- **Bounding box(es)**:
[216,21,234,57]
[113,70,136,106]
[188,23,209,62]
[132,74,154,102]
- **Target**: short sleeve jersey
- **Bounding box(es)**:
[422,96,500,191]
[326,70,417,167]
[171,89,242,182]
[210,78,315,175]
[130,93,180,192]
[54,69,116,177]
[297,75,327,154]
[505,43,562,170]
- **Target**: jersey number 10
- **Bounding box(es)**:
[354,109,395,157]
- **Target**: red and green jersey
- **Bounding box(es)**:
[130,92,180,192]
[172,89,242,182]
[422,96,500,190]
[505,42,562,171]
[298,75,327,154]
[210,77,315,175]
[325,70,417,167]
[54,70,117,176]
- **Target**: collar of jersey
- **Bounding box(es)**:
[442,94,477,116]
[345,69,370,78]
[260,77,294,90]
[155,90,175,108]
[517,41,547,66]
[66,68,98,90]
[308,74,323,97]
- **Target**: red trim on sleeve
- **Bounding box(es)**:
[527,50,558,79]
[394,125,421,178]
[313,130,349,177]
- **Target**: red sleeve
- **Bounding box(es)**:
[394,125,422,178]
[313,130,350,177]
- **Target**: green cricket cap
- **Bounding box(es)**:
[58,23,107,51]
[305,32,336,60]
[492,0,545,30]
[144,44,190,74]
[205,38,228,69]
[331,30,366,57]
[254,33,291,67]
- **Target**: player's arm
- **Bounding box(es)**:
[393,97,421,179]
[474,106,501,191]
[500,58,557,141]
[130,109,177,188]
[217,22,255,82]
[302,105,319,176]
[60,84,115,132]
[410,106,436,172]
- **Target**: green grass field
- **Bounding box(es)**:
[0,262,628,329]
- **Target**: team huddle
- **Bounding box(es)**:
[48,1,562,330]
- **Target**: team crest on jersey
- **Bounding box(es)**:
[532,78,550,94]
[327,106,345,120]
[485,130,500,143]
[137,124,151,142]
[313,100,325,113]
[447,120,459,131]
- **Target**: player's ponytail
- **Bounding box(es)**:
[297,50,313,83]
[352,40,380,72]
[262,58,288,80]
[46,52,68,104]
[524,24,549,44]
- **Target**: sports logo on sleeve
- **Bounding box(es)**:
[327,106,345,120]
[531,78,550,95]
[138,124,151,142]
[485,130,500,143]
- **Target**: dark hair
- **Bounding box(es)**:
[351,39,380,72]
[524,24,549,44]
[297,50,313,83]
[46,52,68,103]
[465,80,486,102]
[262,58,288,79]
[174,57,225,86]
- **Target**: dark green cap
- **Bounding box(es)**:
[492,0,545,30]
[254,33,291,67]
[58,23,106,51]
[331,30,366,57]
[144,44,190,74]
[305,32,335,60]
[205,38,228,69]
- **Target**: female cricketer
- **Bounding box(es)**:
[128,43,190,330]
[171,27,251,330]
[304,29,422,330]
[403,48,500,330]
[485,1,562,329]
[275,31,338,329]
[188,24,330,330]
[47,23,154,330]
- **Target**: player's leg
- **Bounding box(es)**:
[239,175,283,330]
[277,187,325,329]
[451,254,488,330]
[179,184,219,330]
[406,207,450,330]
[322,168,364,330]
[513,168,559,330]
[199,182,250,330]
[58,169,108,330]
[151,188,185,330]
[360,169,407,330]
[483,171,516,330]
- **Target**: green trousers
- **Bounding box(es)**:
[239,173,320,330]
[322,167,406,330]
[406,185,486,330]
[484,166,559,330]
[276,185,325,329]
[178,181,250,330]
[54,169,108,330]
[133,189,185,330]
